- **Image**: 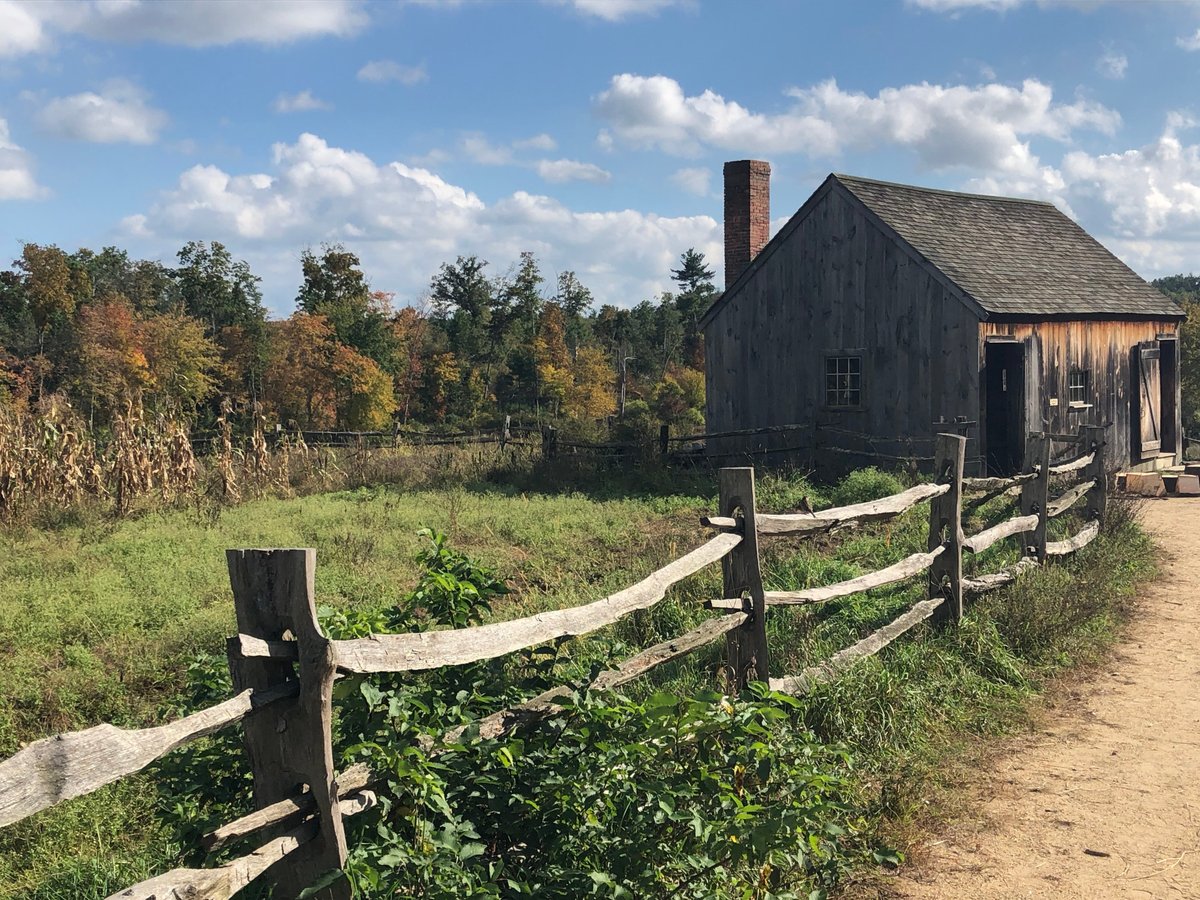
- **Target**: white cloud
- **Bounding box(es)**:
[461,133,562,165]
[37,80,167,144]
[535,158,612,183]
[0,0,48,57]
[671,166,711,196]
[273,90,333,113]
[0,0,366,57]
[357,60,428,85]
[0,118,44,200]
[1097,47,1128,79]
[126,133,719,312]
[461,134,516,165]
[555,0,688,21]
[907,0,1026,10]
[1178,29,1200,51]
[595,74,1119,178]
[514,133,557,151]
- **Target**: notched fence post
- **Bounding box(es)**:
[226,548,348,900]
[1080,424,1108,525]
[718,467,769,689]
[928,433,965,624]
[1021,433,1051,562]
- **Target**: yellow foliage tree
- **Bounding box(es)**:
[565,346,616,421]
[535,304,572,416]
[332,344,396,431]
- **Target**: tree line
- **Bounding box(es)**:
[0,240,718,438]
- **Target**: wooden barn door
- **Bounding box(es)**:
[1136,342,1162,458]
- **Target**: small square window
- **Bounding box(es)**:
[1068,369,1090,405]
[825,356,862,408]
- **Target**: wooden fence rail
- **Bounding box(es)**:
[0,425,1111,899]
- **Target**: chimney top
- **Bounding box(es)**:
[723,160,771,290]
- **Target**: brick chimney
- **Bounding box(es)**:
[723,159,770,289]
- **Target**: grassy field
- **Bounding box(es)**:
[0,466,1155,898]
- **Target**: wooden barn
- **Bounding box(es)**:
[701,161,1186,474]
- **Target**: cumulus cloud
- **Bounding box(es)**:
[357,60,428,85]
[0,0,48,57]
[535,158,612,183]
[37,80,167,144]
[125,133,718,312]
[671,166,711,196]
[595,73,1119,179]
[0,118,44,200]
[1097,47,1128,79]
[0,0,366,57]
[273,90,333,113]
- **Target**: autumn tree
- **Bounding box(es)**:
[140,311,220,415]
[262,313,339,428]
[76,295,150,420]
[331,344,396,431]
[534,303,571,416]
[392,304,428,423]
[565,346,616,421]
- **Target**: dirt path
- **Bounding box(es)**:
[877,499,1200,900]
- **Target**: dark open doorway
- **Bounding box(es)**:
[985,341,1026,475]
[1160,336,1179,460]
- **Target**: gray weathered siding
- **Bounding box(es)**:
[704,185,982,469]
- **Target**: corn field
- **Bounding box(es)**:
[0,397,538,522]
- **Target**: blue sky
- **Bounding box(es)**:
[3,0,1200,316]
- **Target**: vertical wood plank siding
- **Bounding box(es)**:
[704,187,981,468]
[703,182,1182,472]
[978,319,1181,468]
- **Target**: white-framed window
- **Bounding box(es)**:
[824,355,862,408]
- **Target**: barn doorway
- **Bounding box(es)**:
[1160,336,1179,458]
[985,341,1026,475]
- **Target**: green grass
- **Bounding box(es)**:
[0,469,1155,898]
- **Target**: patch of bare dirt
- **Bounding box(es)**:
[867,499,1200,899]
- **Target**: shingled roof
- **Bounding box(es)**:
[708,173,1184,323]
[834,175,1182,317]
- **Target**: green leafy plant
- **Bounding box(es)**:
[400,527,510,630]
[341,685,870,898]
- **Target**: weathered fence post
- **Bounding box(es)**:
[500,415,511,451]
[659,424,670,461]
[1081,424,1107,525]
[227,549,348,900]
[1021,433,1051,562]
[928,433,965,623]
[541,425,558,460]
[719,467,769,689]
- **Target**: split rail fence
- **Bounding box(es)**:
[0,426,1109,899]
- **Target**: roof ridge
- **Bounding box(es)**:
[833,172,1058,208]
